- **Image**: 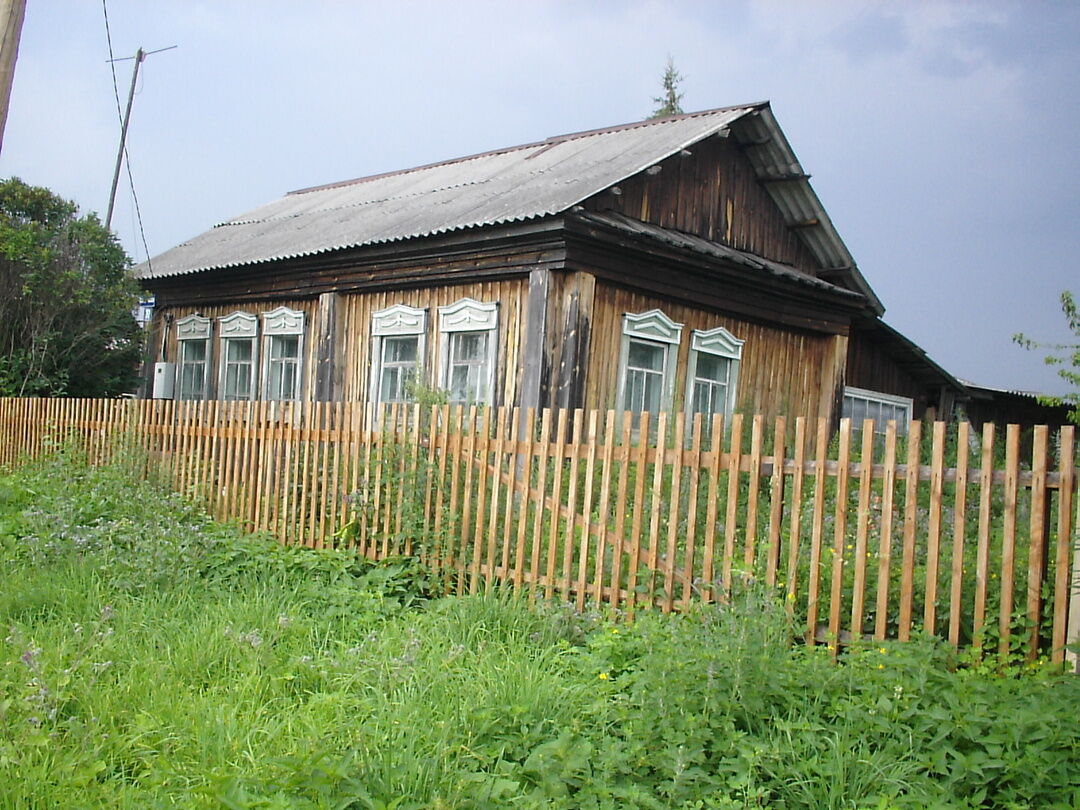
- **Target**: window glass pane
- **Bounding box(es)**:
[447,331,489,404]
[225,364,252,400]
[227,338,252,363]
[844,390,912,435]
[178,339,208,399]
[694,353,728,384]
[384,336,417,364]
[270,335,299,361]
[692,381,711,415]
[449,364,471,403]
[628,340,664,371]
[452,332,486,363]
[267,335,299,400]
[184,340,206,363]
[642,372,662,413]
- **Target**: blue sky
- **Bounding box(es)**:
[3,1,1078,394]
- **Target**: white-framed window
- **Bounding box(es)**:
[842,386,913,434]
[262,306,305,401]
[438,298,498,406]
[175,314,211,400]
[371,304,427,404]
[685,326,743,424]
[616,309,682,416]
[219,312,258,401]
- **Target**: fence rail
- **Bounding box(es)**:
[1,397,1078,667]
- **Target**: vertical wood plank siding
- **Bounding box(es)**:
[581,133,822,274]
[154,299,320,400]
[585,281,845,423]
[337,278,529,405]
[4,398,1078,668]
[845,330,928,409]
[152,279,531,407]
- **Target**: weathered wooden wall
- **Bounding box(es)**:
[337,278,530,405]
[151,299,320,400]
[845,332,927,409]
[580,132,822,274]
[584,281,846,424]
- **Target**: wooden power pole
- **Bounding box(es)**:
[0,0,26,156]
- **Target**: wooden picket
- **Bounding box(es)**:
[1,396,1078,667]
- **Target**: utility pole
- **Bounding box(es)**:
[105,47,144,231]
[0,0,26,156]
[105,44,175,231]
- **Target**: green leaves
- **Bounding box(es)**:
[0,177,142,397]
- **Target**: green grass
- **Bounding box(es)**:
[1,448,1078,808]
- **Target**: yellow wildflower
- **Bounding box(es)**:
[598,672,610,680]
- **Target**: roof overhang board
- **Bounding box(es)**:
[731,106,885,316]
[853,317,966,394]
[564,211,864,335]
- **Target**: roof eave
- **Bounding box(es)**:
[732,104,885,316]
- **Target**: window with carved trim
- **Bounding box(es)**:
[262,306,305,401]
[438,299,498,406]
[617,310,682,418]
[685,326,743,425]
[176,314,211,400]
[371,304,427,404]
[219,312,258,401]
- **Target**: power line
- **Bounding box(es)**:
[101,0,170,269]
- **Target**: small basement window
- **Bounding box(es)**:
[371,304,427,404]
[438,299,498,406]
[842,386,913,434]
[175,314,211,400]
[262,306,305,401]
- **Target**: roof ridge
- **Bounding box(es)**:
[287,102,769,197]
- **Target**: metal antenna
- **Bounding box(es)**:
[104,44,175,230]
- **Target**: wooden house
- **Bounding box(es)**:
[136,102,963,430]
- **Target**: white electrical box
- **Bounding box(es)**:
[152,362,175,399]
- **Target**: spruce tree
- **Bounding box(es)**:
[650,57,685,119]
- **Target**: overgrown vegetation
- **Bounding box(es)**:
[1,449,1077,808]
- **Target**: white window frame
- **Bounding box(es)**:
[616,309,683,416]
[438,298,498,406]
[842,386,914,434]
[684,326,743,425]
[218,311,259,401]
[175,314,211,400]
[370,304,427,405]
[261,306,305,401]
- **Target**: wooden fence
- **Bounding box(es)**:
[1,397,1078,667]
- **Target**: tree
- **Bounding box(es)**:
[1013,290,1080,425]
[650,57,685,119]
[0,177,142,397]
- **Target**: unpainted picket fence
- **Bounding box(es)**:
[1,396,1078,668]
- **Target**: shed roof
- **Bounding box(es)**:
[134,102,881,312]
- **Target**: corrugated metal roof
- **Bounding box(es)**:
[135,104,761,279]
